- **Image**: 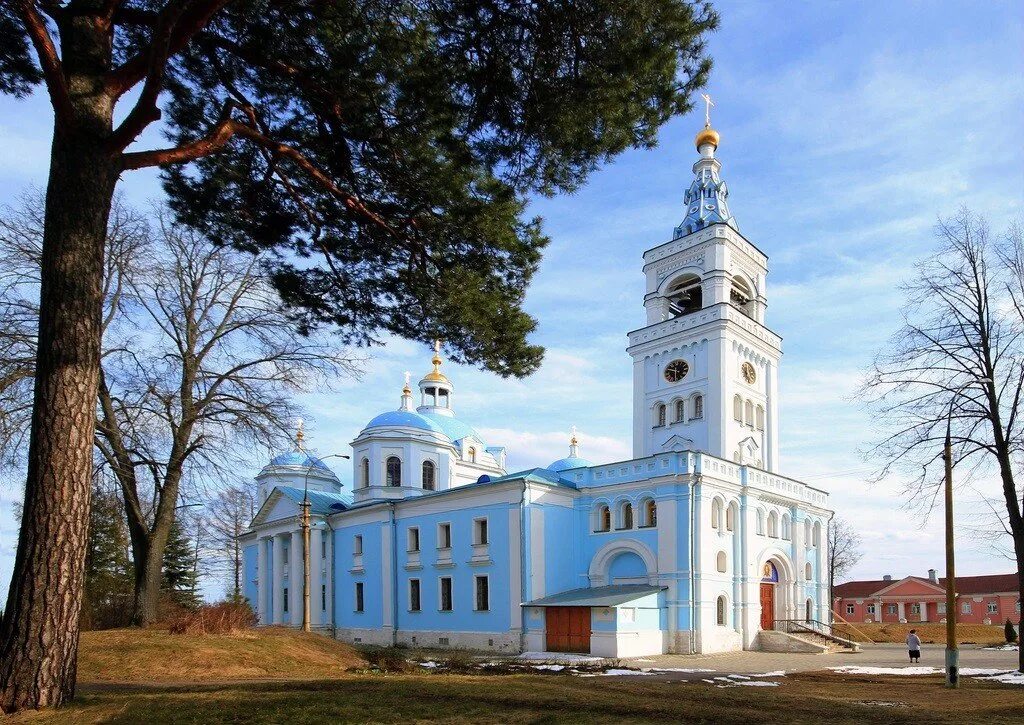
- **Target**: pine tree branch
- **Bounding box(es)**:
[14,0,74,128]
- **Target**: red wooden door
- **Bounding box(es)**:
[760,583,775,630]
[546,607,591,653]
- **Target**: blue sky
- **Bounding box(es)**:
[1,1,1022,601]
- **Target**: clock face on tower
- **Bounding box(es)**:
[664,359,689,382]
[741,362,757,384]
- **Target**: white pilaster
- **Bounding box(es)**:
[323,530,333,626]
[897,601,906,622]
[919,601,927,623]
[272,534,285,624]
[290,529,303,626]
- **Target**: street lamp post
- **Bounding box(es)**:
[301,452,349,632]
[942,376,991,689]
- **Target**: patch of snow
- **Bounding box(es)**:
[830,666,939,676]
[728,674,751,680]
[600,669,654,677]
[532,664,565,671]
[418,661,439,669]
[716,681,780,688]
[701,679,717,684]
[750,671,786,677]
[971,670,1024,686]
[518,652,603,663]
[647,668,716,674]
[982,644,1019,651]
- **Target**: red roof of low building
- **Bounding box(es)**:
[834,573,1019,599]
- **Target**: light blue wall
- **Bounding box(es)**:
[540,503,578,596]
[243,543,257,607]
[334,519,385,630]
[608,551,647,581]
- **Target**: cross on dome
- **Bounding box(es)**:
[295,417,305,449]
[701,92,714,127]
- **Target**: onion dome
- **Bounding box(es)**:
[420,340,451,386]
[547,427,593,472]
[694,125,720,151]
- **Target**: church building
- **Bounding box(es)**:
[242,113,834,656]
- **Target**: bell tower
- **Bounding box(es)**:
[626,100,783,471]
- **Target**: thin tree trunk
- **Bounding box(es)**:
[0,121,118,711]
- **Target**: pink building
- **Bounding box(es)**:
[833,570,1020,625]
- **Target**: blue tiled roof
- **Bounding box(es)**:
[363,410,445,435]
[547,455,593,472]
[419,412,485,446]
[277,485,352,515]
[484,467,578,489]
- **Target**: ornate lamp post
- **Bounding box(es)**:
[300,443,348,632]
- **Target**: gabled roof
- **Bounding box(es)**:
[525,584,666,608]
[250,485,352,527]
[835,573,1020,598]
[483,467,578,489]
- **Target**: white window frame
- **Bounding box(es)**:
[437,522,452,549]
[439,576,453,612]
[409,578,421,612]
[473,517,489,546]
[846,604,855,615]
[473,575,489,612]
[407,527,420,553]
[353,535,363,555]
[354,581,364,613]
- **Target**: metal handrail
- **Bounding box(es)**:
[773,619,859,649]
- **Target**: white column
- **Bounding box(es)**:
[816,528,828,622]
[290,530,303,626]
[310,526,323,628]
[897,601,906,622]
[272,534,285,624]
[257,536,268,624]
[919,600,928,623]
[324,531,333,627]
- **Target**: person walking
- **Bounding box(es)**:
[906,629,922,664]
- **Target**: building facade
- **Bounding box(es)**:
[834,572,1021,626]
[242,118,834,656]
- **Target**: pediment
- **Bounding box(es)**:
[661,435,694,452]
[251,488,300,528]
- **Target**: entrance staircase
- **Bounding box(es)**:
[765,620,861,654]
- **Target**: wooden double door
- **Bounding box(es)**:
[545,606,591,653]
[760,583,775,630]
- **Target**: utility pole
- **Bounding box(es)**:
[301,497,311,632]
[943,427,958,688]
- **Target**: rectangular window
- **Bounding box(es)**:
[440,577,453,611]
[961,602,971,614]
[887,604,897,615]
[937,602,946,615]
[846,604,855,615]
[910,603,921,615]
[409,579,421,612]
[474,518,488,545]
[407,527,420,552]
[321,584,326,612]
[353,535,363,555]
[438,523,452,549]
[621,607,636,623]
[474,575,489,611]
[987,602,998,614]
[355,582,364,612]
[283,588,289,613]
[866,604,875,615]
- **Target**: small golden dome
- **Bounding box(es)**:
[695,126,720,150]
[420,340,451,385]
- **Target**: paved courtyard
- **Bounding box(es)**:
[618,644,1020,680]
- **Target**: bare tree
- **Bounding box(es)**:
[827,517,863,601]
[0,197,360,626]
[204,481,257,602]
[862,208,1023,671]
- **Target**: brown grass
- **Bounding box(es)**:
[847,622,1007,645]
[77,627,367,683]
[9,671,1024,724]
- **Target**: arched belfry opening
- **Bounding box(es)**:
[730,276,755,318]
[666,274,703,318]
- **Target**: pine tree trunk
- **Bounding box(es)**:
[0,16,118,711]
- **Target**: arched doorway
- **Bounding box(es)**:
[805,598,813,623]
[759,561,779,630]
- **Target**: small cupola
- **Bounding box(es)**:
[417,340,455,417]
[547,427,594,472]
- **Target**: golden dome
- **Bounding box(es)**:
[695,126,720,150]
[420,340,451,385]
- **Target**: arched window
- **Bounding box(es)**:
[813,521,822,547]
[638,497,655,528]
[595,504,611,532]
[756,509,765,535]
[655,403,666,427]
[421,460,436,491]
[781,513,791,540]
[731,276,755,318]
[711,498,723,529]
[744,399,754,428]
[468,446,477,463]
[666,274,703,317]
[733,395,743,422]
[360,457,369,488]
[618,502,634,530]
[674,399,685,423]
[716,595,727,626]
[768,511,779,538]
[716,551,727,573]
[386,456,401,487]
[805,599,814,623]
[726,502,736,532]
[692,394,704,420]
[756,405,765,431]
[805,562,813,580]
